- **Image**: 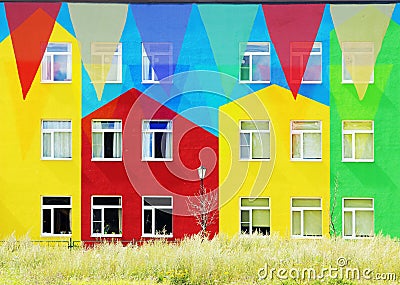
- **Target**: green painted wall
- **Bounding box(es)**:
[330,19,400,237]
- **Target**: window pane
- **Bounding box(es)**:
[42,55,51,80]
[155,208,172,235]
[245,43,269,53]
[93,197,121,206]
[144,197,172,206]
[144,209,152,234]
[355,211,373,237]
[252,209,270,227]
[106,56,119,82]
[53,208,71,234]
[104,132,114,158]
[303,54,322,82]
[292,199,321,207]
[104,208,121,234]
[240,133,250,146]
[252,55,270,82]
[343,134,353,159]
[142,56,152,81]
[292,134,301,159]
[47,43,70,52]
[149,121,171,130]
[241,223,250,234]
[241,121,269,131]
[43,197,71,205]
[241,210,250,223]
[142,132,152,158]
[43,133,51,158]
[252,132,270,159]
[292,211,301,235]
[92,133,102,158]
[240,55,250,81]
[43,121,71,129]
[93,209,101,222]
[292,121,320,130]
[303,133,321,159]
[355,133,373,160]
[344,211,353,236]
[304,210,322,236]
[240,146,250,159]
[154,132,171,158]
[344,199,373,208]
[54,132,71,158]
[53,55,69,81]
[343,121,373,130]
[93,222,101,234]
[241,198,269,207]
[42,209,51,234]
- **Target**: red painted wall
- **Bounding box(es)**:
[82,88,218,241]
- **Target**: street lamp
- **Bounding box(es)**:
[197,165,206,193]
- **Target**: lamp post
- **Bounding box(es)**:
[197,165,206,194]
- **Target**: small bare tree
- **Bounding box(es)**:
[330,172,339,236]
[186,185,218,235]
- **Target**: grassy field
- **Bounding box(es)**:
[0,234,399,284]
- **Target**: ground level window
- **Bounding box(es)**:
[41,196,71,236]
[343,198,374,238]
[91,196,122,237]
[240,197,270,235]
[143,197,172,237]
[291,198,322,238]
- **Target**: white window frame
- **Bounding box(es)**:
[291,197,322,238]
[342,42,374,84]
[141,42,173,84]
[142,196,173,238]
[290,120,322,161]
[290,42,322,84]
[240,197,270,235]
[342,198,374,239]
[91,196,122,238]
[91,42,122,83]
[41,196,72,237]
[142,120,173,161]
[91,120,122,161]
[41,42,72,83]
[342,120,374,162]
[239,120,270,161]
[239,42,271,84]
[41,120,72,160]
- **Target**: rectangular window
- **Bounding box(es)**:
[342,120,374,162]
[343,198,374,238]
[142,120,172,161]
[342,42,374,84]
[291,198,322,238]
[41,43,72,82]
[290,42,322,84]
[240,197,270,235]
[142,42,173,83]
[239,42,270,83]
[91,43,122,83]
[291,121,322,161]
[91,196,122,237]
[142,196,173,237]
[41,120,72,160]
[92,120,122,161]
[240,121,270,160]
[41,196,71,236]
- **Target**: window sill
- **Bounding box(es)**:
[41,234,72,237]
[239,158,271,162]
[341,159,374,163]
[301,81,322,84]
[142,234,173,238]
[41,80,72,84]
[142,158,173,162]
[341,80,373,84]
[291,158,322,162]
[343,235,374,239]
[239,80,270,84]
[291,235,322,239]
[91,81,122,84]
[91,158,122,162]
[91,234,122,238]
[41,157,72,161]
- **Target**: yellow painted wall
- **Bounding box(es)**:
[0,23,81,240]
[219,85,330,237]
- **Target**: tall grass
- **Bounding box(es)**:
[0,234,399,284]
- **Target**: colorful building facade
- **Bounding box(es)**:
[0,2,399,240]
